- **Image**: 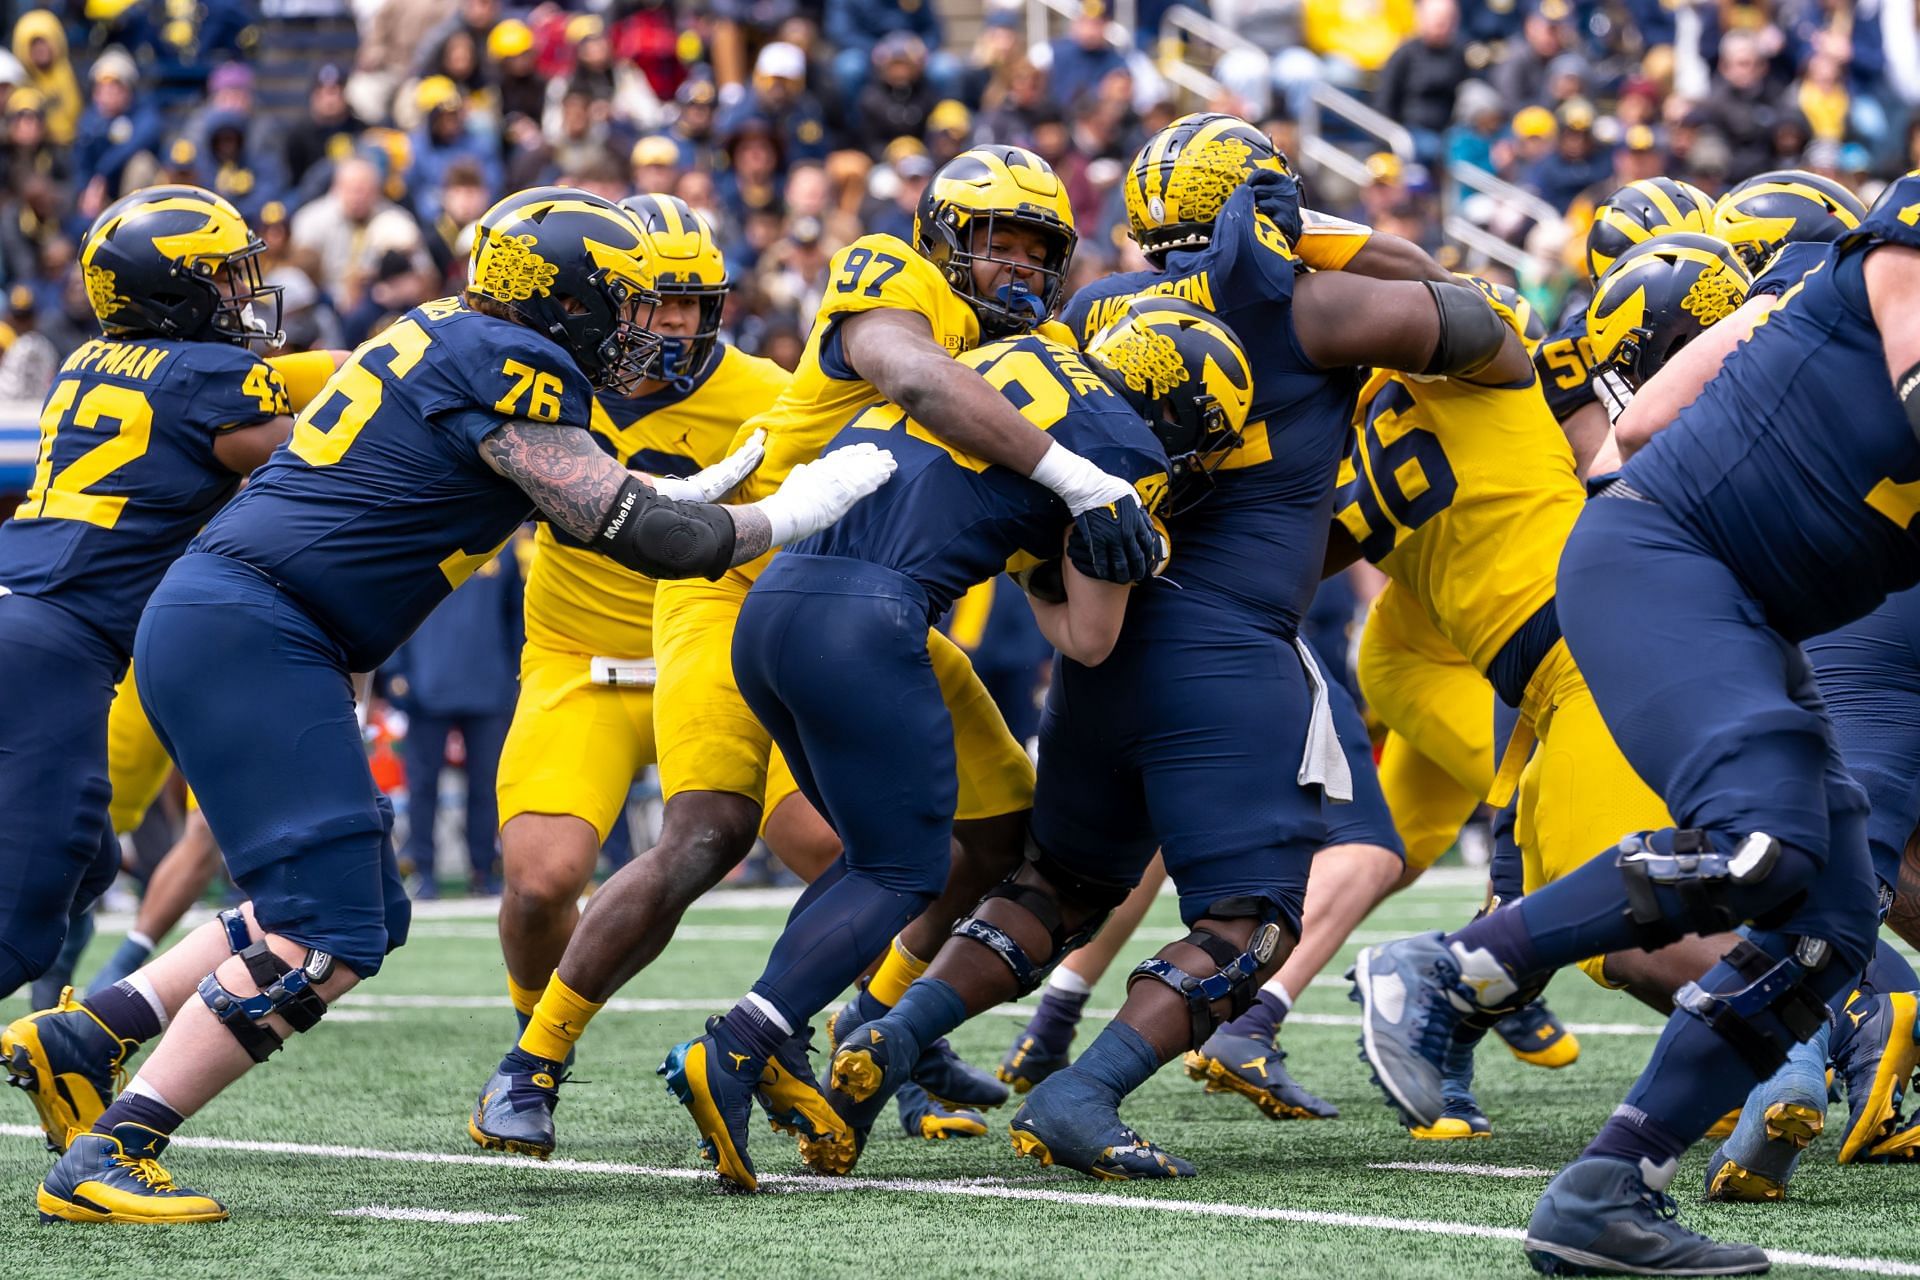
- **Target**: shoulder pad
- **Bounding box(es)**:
[457,313,594,426]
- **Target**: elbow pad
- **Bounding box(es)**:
[1420,279,1509,378]
[592,476,737,581]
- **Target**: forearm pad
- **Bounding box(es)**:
[592,476,737,581]
[1420,279,1509,378]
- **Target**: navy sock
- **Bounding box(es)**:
[1582,1104,1690,1182]
[1024,985,1089,1055]
[82,981,162,1044]
[1072,1020,1164,1105]
[1857,937,1920,998]
[503,1044,564,1075]
[886,978,968,1053]
[1220,989,1287,1043]
[751,871,928,1029]
[850,985,889,1023]
[93,1091,184,1138]
[786,857,849,926]
[718,1000,789,1063]
[1453,845,1657,985]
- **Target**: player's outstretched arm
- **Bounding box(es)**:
[479,420,894,577]
[1865,244,1920,443]
[1339,232,1451,283]
[1021,538,1132,667]
[1293,273,1528,384]
[212,418,295,475]
[840,308,1160,584]
[1613,293,1780,462]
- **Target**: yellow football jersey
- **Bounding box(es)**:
[1334,370,1583,674]
[730,234,979,528]
[522,346,791,658]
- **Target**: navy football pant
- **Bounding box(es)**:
[1321,644,1404,859]
[1803,585,1920,898]
[0,593,122,999]
[135,553,411,978]
[732,555,949,1028]
[401,710,509,886]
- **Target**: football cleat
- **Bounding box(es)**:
[1349,934,1476,1130]
[897,1082,987,1140]
[1833,990,1920,1163]
[1705,1109,1743,1140]
[1524,1157,1768,1276]
[3,987,137,1152]
[467,1049,566,1160]
[1493,998,1580,1069]
[913,1037,1009,1111]
[827,1018,921,1136]
[997,1032,1071,1094]
[1409,1028,1490,1140]
[757,1029,857,1176]
[1704,1026,1827,1202]
[1184,1031,1339,1120]
[659,1017,762,1193]
[1009,1071,1194,1181]
[37,1123,228,1224]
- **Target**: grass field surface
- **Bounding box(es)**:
[4,872,1919,1278]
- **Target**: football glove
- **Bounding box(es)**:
[649,428,765,503]
[758,442,897,546]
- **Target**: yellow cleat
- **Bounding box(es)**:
[1704,1103,1823,1202]
[1409,1114,1492,1140]
[1835,991,1920,1163]
[2,987,134,1153]
[829,1030,889,1104]
[757,1034,858,1176]
[899,1083,987,1140]
[1491,999,1581,1069]
[659,1022,762,1194]
[1183,1033,1340,1120]
[1705,1108,1743,1140]
[37,1123,228,1224]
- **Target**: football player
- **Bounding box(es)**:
[0,185,293,1011]
[662,313,1198,1191]
[476,147,1157,1173]
[14,188,895,1223]
[1352,172,1920,1276]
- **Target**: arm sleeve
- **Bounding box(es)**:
[1295,209,1376,271]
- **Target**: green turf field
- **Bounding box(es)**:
[4,872,1918,1279]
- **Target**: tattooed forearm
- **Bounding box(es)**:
[726,505,773,566]
[478,419,626,541]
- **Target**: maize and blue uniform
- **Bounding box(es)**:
[1533,310,1598,426]
[0,336,286,994]
[730,334,1169,1026]
[134,297,592,977]
[1037,180,1387,935]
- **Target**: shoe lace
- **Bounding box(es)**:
[114,1154,178,1192]
[1415,957,1466,1064]
[1637,1184,1680,1224]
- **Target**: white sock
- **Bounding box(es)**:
[126,971,169,1031]
[1046,967,1093,998]
[742,991,793,1035]
[122,1075,175,1111]
[125,931,155,952]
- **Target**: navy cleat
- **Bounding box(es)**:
[827,1016,921,1135]
[912,1037,1009,1111]
[659,1016,763,1193]
[757,1029,857,1176]
[1184,1031,1338,1120]
[1525,1156,1769,1276]
[897,1082,987,1141]
[1704,1026,1827,1201]
[998,1032,1071,1094]
[1009,1070,1194,1181]
[1833,990,1920,1163]
[468,1048,566,1160]
[1409,1028,1490,1140]
[1349,934,1478,1130]
[37,1123,228,1224]
[3,988,137,1152]
[1494,997,1581,1069]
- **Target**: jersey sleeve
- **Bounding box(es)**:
[1751,241,1830,297]
[814,235,972,380]
[1295,209,1375,272]
[1210,181,1302,301]
[174,345,291,432]
[440,321,595,451]
[1841,175,1920,254]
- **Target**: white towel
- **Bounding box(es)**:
[1293,636,1353,804]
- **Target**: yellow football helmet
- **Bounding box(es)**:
[913,144,1077,339]
[1083,295,1253,515]
[1713,169,1866,273]
[1585,177,1717,284]
[621,193,729,382]
[81,184,280,346]
[1125,112,1292,264]
[1587,231,1750,389]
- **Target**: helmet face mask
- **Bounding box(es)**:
[618,193,730,385]
[1159,390,1242,516]
[915,146,1077,339]
[202,241,284,348]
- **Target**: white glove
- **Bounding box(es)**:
[1593,368,1635,427]
[1028,439,1137,516]
[648,429,765,503]
[756,442,898,546]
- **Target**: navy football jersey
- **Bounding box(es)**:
[1533,310,1598,425]
[1061,182,1358,636]
[795,334,1169,620]
[1750,240,1830,299]
[1624,175,1920,642]
[0,337,287,656]
[194,297,593,670]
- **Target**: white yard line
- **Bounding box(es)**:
[1,1124,1909,1274]
[332,1205,523,1224]
[1367,1161,1553,1178]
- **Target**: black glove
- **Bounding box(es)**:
[1246,167,1303,249]
[1066,496,1160,584]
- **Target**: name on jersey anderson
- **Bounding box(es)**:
[1081,273,1216,338]
[60,339,173,382]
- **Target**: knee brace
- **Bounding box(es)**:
[1674,935,1832,1077]
[950,842,1134,995]
[1126,899,1286,1047]
[196,908,333,1063]
[1616,828,1784,950]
